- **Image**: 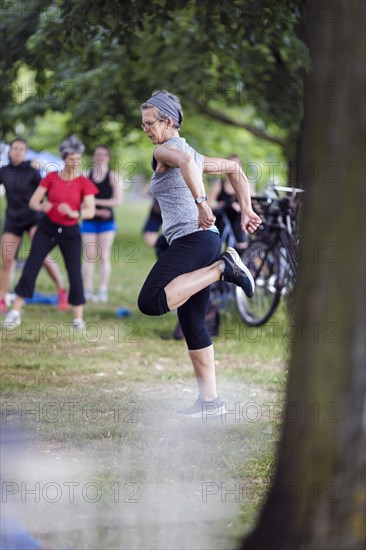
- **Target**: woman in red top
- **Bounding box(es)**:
[3,136,98,329]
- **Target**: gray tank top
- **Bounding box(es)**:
[150,136,218,244]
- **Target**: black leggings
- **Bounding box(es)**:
[15,216,85,306]
[138,230,222,350]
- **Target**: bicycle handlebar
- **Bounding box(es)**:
[251,195,299,223]
[273,185,304,194]
[251,196,291,209]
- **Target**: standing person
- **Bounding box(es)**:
[208,154,255,251]
[142,193,162,249]
[142,197,169,256]
[0,138,67,313]
[3,136,98,329]
[81,145,123,302]
[137,90,261,417]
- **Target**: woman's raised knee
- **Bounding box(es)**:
[138,289,169,316]
[138,294,158,316]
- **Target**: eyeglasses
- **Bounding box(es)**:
[141,119,159,130]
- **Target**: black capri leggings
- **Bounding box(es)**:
[138,230,222,350]
[15,216,85,306]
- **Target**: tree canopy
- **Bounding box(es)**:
[1,0,309,160]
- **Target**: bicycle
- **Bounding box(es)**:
[209,206,247,313]
[234,184,304,326]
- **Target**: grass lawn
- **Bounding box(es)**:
[1,199,289,550]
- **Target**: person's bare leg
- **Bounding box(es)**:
[165,260,224,310]
[28,226,64,291]
[98,231,115,289]
[143,231,159,248]
[8,258,17,292]
[188,345,217,401]
[82,233,98,294]
[11,294,24,311]
[73,305,83,320]
[0,233,21,300]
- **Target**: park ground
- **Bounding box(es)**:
[0,200,289,550]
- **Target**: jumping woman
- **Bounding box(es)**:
[137,90,261,417]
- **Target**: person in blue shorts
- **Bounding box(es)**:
[137,90,261,418]
[81,145,123,302]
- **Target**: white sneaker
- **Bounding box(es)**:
[268,274,278,294]
[3,309,21,328]
[176,395,228,420]
[98,290,108,303]
[84,289,94,301]
[72,318,86,330]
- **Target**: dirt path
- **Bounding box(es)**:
[1,374,282,550]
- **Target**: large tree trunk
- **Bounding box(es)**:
[241,1,365,549]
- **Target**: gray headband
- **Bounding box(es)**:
[147,92,182,124]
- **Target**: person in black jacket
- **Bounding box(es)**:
[0,138,66,313]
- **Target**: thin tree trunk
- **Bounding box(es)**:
[241,1,366,549]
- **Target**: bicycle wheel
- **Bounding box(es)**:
[279,229,298,279]
[235,240,282,326]
[279,230,298,322]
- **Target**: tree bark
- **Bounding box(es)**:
[241,1,366,549]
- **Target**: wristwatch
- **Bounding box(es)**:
[194,196,208,205]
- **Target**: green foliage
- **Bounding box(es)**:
[1,0,309,163]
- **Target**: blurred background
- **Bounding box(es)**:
[1,2,365,550]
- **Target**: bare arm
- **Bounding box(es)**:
[79,194,95,220]
[95,171,123,207]
[203,157,251,210]
[29,186,53,213]
[58,194,95,220]
[153,145,215,229]
[154,145,206,197]
[203,157,261,233]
